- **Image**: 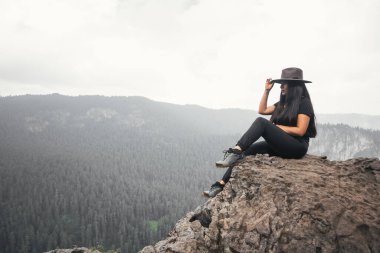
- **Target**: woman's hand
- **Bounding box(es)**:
[275,124,286,132]
[259,78,275,114]
[265,78,273,91]
[275,114,310,136]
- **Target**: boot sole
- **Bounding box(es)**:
[202,191,211,198]
[215,163,231,168]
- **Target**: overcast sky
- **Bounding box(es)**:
[0,0,379,114]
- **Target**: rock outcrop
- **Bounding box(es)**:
[140,154,380,253]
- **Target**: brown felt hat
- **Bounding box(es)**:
[271,67,312,84]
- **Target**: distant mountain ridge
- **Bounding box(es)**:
[1,94,379,161]
[2,93,380,131]
[316,113,380,131]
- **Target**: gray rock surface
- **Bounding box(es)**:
[139,154,380,253]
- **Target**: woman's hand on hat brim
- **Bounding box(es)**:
[265,78,273,91]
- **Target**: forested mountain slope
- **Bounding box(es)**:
[0,94,379,253]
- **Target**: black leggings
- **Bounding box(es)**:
[221,117,308,184]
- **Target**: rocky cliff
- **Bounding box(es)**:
[140,154,380,253]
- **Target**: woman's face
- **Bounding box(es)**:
[280,83,288,96]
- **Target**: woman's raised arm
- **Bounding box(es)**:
[258,78,276,115]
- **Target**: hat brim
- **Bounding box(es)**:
[271,78,312,84]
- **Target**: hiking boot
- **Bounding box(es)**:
[215,148,244,168]
[203,182,224,198]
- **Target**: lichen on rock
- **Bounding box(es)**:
[139,154,380,253]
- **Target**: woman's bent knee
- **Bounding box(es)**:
[254,117,270,125]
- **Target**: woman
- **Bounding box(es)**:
[204,67,317,198]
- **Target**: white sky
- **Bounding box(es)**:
[0,0,379,114]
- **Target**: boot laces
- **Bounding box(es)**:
[222,148,239,160]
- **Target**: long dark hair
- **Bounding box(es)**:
[270,81,317,137]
